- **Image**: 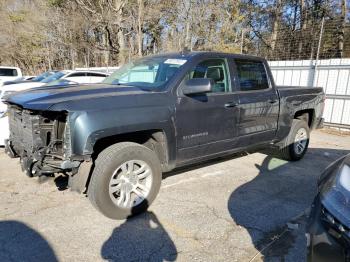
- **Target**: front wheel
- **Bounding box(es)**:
[277,119,310,161]
[88,142,162,220]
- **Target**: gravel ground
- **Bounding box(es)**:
[0,129,349,262]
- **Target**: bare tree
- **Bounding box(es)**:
[338,0,347,57]
[270,0,282,52]
[0,0,349,74]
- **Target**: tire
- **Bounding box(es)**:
[277,119,310,161]
[88,142,162,220]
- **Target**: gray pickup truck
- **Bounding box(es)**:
[4,52,325,219]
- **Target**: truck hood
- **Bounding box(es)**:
[4,83,156,111]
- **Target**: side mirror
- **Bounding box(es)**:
[183,78,213,95]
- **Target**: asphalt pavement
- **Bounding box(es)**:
[0,129,349,262]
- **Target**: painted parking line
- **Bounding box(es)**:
[162,170,225,189]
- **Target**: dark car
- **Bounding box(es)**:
[307,154,350,261]
[4,51,325,219]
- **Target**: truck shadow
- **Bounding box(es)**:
[0,220,58,262]
[227,147,349,261]
[163,152,248,179]
[101,211,177,262]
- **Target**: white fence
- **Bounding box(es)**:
[269,59,350,129]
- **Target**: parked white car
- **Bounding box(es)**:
[0,87,17,146]
[46,70,109,84]
[0,66,22,83]
[2,70,108,90]
[0,70,108,145]
[75,66,120,74]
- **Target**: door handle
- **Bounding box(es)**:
[268,99,278,104]
[225,102,238,108]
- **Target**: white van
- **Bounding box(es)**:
[0,66,22,83]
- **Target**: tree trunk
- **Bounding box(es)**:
[117,29,126,64]
[184,0,192,50]
[298,0,307,58]
[185,19,190,49]
[47,42,52,70]
[101,30,109,66]
[338,0,346,58]
[137,0,144,57]
[292,0,298,31]
[270,0,282,57]
[70,48,75,69]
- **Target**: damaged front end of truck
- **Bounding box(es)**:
[4,104,91,193]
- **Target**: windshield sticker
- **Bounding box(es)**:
[164,59,187,65]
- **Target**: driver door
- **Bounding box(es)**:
[175,57,240,164]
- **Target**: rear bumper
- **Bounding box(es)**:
[316,118,324,129]
[306,195,349,262]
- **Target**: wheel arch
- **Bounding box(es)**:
[294,109,315,128]
[92,129,170,170]
[70,129,170,195]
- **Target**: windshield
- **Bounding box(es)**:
[103,56,187,89]
[40,71,66,83]
[32,71,56,82]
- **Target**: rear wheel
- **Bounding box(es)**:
[277,119,310,161]
[88,142,162,220]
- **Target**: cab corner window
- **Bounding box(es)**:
[187,59,230,93]
[235,60,269,91]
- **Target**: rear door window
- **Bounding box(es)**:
[234,60,269,91]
